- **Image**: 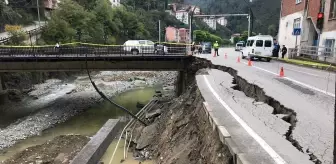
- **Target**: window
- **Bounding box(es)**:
[139,41,146,44]
[330,0,336,19]
[265,40,272,47]
[256,40,263,47]
[293,18,301,29]
[296,0,302,4]
[248,40,255,46]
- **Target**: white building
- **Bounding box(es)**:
[217,17,228,27]
[176,10,189,25]
[110,0,120,7]
[203,18,217,30]
[191,6,201,15]
[278,11,304,48]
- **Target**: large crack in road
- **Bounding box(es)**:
[209,63,323,164]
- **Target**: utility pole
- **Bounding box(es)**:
[159,20,161,43]
[248,14,251,37]
[36,0,41,44]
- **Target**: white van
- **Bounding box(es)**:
[241,35,273,62]
[235,42,244,51]
[123,40,156,55]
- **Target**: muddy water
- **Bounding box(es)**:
[101,140,153,164]
[0,87,158,163]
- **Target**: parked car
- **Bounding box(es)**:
[201,42,212,53]
[241,35,273,62]
[123,40,156,55]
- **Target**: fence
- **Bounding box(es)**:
[0,43,188,57]
[0,27,43,44]
[288,45,336,64]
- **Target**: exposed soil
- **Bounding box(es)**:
[132,84,232,164]
[2,135,89,164]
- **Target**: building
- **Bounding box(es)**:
[165,27,190,43]
[110,0,120,7]
[176,10,189,25]
[178,28,190,43]
[217,17,228,27]
[278,0,335,48]
[319,0,336,51]
[166,27,179,42]
[190,5,201,14]
[278,0,306,48]
[203,17,217,30]
[230,33,241,43]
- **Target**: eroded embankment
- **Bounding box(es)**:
[132,57,322,164]
[132,83,233,164]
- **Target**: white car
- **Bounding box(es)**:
[123,40,156,55]
[241,35,273,62]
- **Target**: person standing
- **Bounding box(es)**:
[273,39,280,57]
[281,45,287,59]
[213,41,219,56]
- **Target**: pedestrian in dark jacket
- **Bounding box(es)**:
[281,45,287,59]
[272,39,280,57]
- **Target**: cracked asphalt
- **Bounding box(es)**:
[196,48,335,164]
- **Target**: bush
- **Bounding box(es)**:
[8,30,27,45]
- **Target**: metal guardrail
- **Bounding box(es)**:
[288,45,336,64]
[0,44,188,57]
[0,27,43,44]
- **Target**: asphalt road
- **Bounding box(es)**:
[196,48,335,164]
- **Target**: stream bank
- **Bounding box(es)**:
[0,71,177,156]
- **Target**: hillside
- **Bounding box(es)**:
[184,0,281,36]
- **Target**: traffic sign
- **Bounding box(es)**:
[293,28,301,36]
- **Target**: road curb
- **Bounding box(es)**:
[202,102,252,164]
[272,58,336,72]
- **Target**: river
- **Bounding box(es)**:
[0,87,159,163]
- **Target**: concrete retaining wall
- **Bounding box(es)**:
[71,119,121,164]
[202,102,252,164]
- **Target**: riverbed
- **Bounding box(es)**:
[0,87,159,163]
[0,71,177,151]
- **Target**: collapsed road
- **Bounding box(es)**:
[196,48,334,164]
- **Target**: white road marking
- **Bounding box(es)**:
[203,75,287,164]
[284,68,323,78]
[241,62,336,97]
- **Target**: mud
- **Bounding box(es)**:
[133,84,233,164]
[2,135,89,164]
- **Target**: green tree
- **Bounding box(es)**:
[268,24,277,37]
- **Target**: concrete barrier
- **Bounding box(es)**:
[202,102,252,164]
[71,119,121,164]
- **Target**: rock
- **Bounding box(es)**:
[134,80,146,86]
[135,76,146,81]
[7,89,23,102]
[136,123,158,149]
[145,109,162,119]
[35,160,43,164]
[54,153,66,164]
